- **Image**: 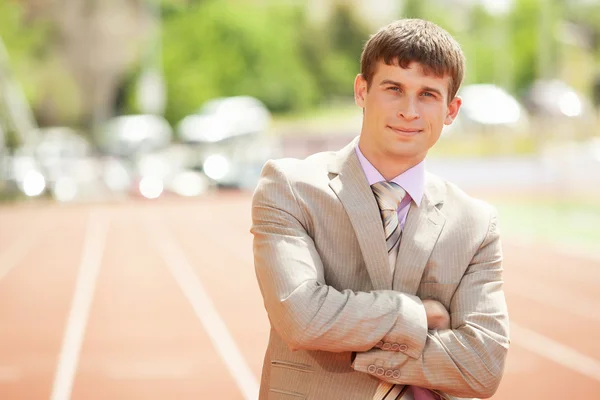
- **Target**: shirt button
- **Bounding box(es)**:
[376,368,385,376]
[385,369,393,378]
[382,342,392,350]
[367,364,377,374]
[392,370,401,379]
[399,344,408,352]
[391,343,400,351]
[376,341,384,348]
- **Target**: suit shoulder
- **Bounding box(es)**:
[428,173,497,218]
[260,150,336,184]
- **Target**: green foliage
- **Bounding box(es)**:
[564,0,600,61]
[3,128,21,151]
[461,5,498,85]
[159,1,320,124]
[328,3,369,61]
[2,0,599,127]
[424,0,563,95]
[0,1,50,106]
[300,2,370,99]
[402,0,427,19]
[509,0,561,92]
[122,0,373,125]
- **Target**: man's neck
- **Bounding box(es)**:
[358,142,424,181]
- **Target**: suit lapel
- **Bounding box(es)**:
[328,138,392,290]
[392,174,446,294]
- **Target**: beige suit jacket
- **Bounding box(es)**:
[251,138,509,400]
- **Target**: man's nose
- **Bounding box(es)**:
[397,98,420,120]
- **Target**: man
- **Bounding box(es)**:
[251,19,509,400]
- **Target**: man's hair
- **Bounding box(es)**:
[360,19,465,100]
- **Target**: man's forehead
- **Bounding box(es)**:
[374,60,451,89]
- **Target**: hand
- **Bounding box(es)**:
[423,299,450,330]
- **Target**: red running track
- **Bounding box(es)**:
[0,193,599,399]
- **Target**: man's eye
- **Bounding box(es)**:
[387,86,400,92]
[422,92,435,97]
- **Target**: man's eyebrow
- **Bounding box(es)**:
[379,80,444,97]
[380,79,403,87]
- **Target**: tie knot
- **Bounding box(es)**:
[371,181,406,212]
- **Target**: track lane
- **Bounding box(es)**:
[70,205,244,400]
[155,196,269,379]
[494,341,600,399]
[0,207,88,400]
[1,194,599,399]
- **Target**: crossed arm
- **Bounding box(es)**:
[251,162,509,398]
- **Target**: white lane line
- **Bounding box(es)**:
[0,220,49,282]
[143,214,259,400]
[507,278,600,322]
[511,322,600,383]
[50,210,109,400]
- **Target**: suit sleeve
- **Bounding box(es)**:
[352,210,510,399]
[251,160,428,358]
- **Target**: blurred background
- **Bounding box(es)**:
[1,0,599,249]
[0,0,599,399]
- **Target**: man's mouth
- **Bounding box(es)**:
[388,126,423,135]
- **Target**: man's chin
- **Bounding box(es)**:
[386,144,424,161]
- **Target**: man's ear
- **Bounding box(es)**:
[354,74,368,108]
[444,96,462,125]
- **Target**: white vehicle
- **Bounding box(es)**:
[177,96,271,143]
[177,96,279,189]
[95,114,173,156]
[524,79,593,119]
[32,127,106,202]
[443,84,529,136]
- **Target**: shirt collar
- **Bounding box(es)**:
[355,144,425,207]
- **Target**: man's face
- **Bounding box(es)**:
[355,61,462,168]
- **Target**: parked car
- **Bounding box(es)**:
[176,96,279,189]
[443,84,530,136]
[522,79,596,139]
[523,79,593,119]
[130,144,210,199]
[95,114,173,156]
[33,127,106,202]
[178,96,270,143]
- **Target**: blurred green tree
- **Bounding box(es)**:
[2,0,598,129]
[509,0,561,93]
[123,0,375,124]
[154,0,320,125]
[313,2,371,98]
[565,0,600,61]
[402,0,427,19]
[0,1,49,120]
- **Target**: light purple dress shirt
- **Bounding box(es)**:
[355,145,438,400]
[355,145,424,226]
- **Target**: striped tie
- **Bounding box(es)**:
[372,181,409,400]
[371,183,446,400]
[371,181,406,254]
